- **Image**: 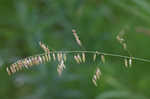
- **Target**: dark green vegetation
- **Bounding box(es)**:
[0,0,150,99]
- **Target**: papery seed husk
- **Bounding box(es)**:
[38,56,42,64]
[93,53,97,61]
[17,61,22,70]
[45,54,49,62]
[123,43,127,50]
[72,29,82,47]
[129,57,132,67]
[101,55,105,64]
[10,66,15,73]
[124,59,128,68]
[12,64,16,73]
[74,55,80,64]
[42,55,46,63]
[53,53,56,61]
[6,67,11,76]
[63,54,67,61]
[48,54,51,61]
[77,54,82,63]
[82,53,86,63]
[57,53,61,62]
[96,68,101,79]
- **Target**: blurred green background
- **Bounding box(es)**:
[0,0,150,99]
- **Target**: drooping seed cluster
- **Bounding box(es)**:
[116,30,127,51]
[56,53,67,76]
[5,29,136,87]
[6,54,52,75]
[57,60,66,76]
[92,67,101,87]
[72,29,82,47]
[39,41,50,53]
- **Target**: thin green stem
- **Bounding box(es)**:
[24,50,150,63]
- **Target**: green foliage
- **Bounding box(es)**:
[0,0,150,99]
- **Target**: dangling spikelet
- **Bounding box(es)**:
[93,53,97,61]
[92,67,101,87]
[72,29,82,47]
[123,43,127,50]
[33,56,39,65]
[92,75,98,86]
[124,58,128,68]
[77,54,82,63]
[10,66,15,74]
[28,58,33,67]
[45,54,49,62]
[6,67,11,76]
[60,53,63,60]
[48,54,51,61]
[63,53,67,61]
[101,55,105,64]
[74,55,80,64]
[39,41,50,53]
[38,56,43,64]
[82,53,86,63]
[57,53,63,62]
[42,55,46,63]
[53,53,56,61]
[116,35,124,44]
[12,64,16,73]
[57,60,66,76]
[96,68,101,79]
[129,57,132,68]
[14,64,19,71]
[17,61,23,70]
[22,59,28,69]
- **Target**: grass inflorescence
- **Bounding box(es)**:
[6,29,150,86]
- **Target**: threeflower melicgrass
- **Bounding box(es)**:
[6,29,150,87]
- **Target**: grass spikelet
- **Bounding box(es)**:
[124,58,128,68]
[57,60,66,76]
[12,64,17,73]
[10,66,15,74]
[129,57,132,67]
[92,75,98,87]
[72,29,82,47]
[17,61,23,70]
[116,30,128,51]
[116,35,124,44]
[53,53,56,61]
[23,59,29,69]
[39,41,50,53]
[82,53,86,63]
[93,53,97,61]
[45,54,49,62]
[38,56,42,64]
[42,55,46,63]
[92,67,101,87]
[74,55,80,64]
[123,43,127,50]
[14,64,19,71]
[101,55,105,64]
[48,54,51,61]
[6,67,11,76]
[28,58,33,66]
[63,53,67,61]
[57,53,63,62]
[33,56,39,65]
[77,54,82,63]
